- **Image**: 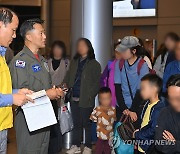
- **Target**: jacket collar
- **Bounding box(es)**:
[22,46,44,62]
[141,97,167,119]
[0,46,7,56]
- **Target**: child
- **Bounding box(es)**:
[90,87,116,154]
[133,74,166,153]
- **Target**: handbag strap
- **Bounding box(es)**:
[120,114,129,123]
[124,64,134,101]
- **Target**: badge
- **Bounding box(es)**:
[15,60,26,68]
[32,64,41,72]
[44,62,49,72]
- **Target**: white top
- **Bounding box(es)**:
[153,52,169,78]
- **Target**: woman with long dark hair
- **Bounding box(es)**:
[153,32,179,78]
[48,41,70,154]
[48,40,70,85]
[63,38,101,154]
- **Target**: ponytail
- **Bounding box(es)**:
[130,45,144,58]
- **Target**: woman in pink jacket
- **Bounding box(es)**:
[100,45,121,107]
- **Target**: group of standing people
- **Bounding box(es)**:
[0,7,180,154]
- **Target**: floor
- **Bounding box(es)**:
[7,128,95,154]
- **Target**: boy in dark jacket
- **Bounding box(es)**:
[133,74,166,153]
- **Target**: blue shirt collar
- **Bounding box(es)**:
[0,46,7,56]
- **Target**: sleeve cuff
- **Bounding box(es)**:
[12,89,19,94]
[1,94,13,107]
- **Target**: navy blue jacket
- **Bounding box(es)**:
[163,60,180,92]
[135,97,167,152]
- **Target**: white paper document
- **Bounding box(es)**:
[22,90,57,132]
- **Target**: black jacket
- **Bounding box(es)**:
[63,58,101,108]
[135,97,166,152]
[155,107,180,154]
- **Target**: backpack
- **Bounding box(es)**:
[112,122,134,154]
[119,58,156,75]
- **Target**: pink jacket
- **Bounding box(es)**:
[100,59,117,107]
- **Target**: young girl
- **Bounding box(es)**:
[90,87,116,154]
[114,36,149,128]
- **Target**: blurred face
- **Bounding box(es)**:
[168,86,180,112]
[53,45,63,59]
[140,80,158,100]
[175,42,180,61]
[26,23,46,48]
[115,51,121,60]
[165,37,176,51]
[99,93,112,107]
[0,14,19,47]
[121,48,136,60]
[77,40,88,57]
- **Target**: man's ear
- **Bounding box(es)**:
[26,33,32,42]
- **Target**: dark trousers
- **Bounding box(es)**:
[95,139,111,154]
[48,100,62,154]
[15,111,50,154]
[70,101,93,148]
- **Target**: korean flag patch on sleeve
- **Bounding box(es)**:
[15,60,26,68]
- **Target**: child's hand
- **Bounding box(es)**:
[123,109,130,115]
[129,111,137,122]
[133,129,139,138]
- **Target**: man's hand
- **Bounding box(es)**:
[18,88,34,95]
[129,111,138,122]
[46,86,64,100]
[55,87,64,98]
[163,130,176,142]
[13,94,34,106]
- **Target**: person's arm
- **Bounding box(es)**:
[9,59,29,89]
[153,55,163,78]
[89,61,101,98]
[12,89,18,94]
[115,84,128,112]
[0,93,13,107]
[114,60,128,112]
[155,108,180,154]
[100,64,109,87]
